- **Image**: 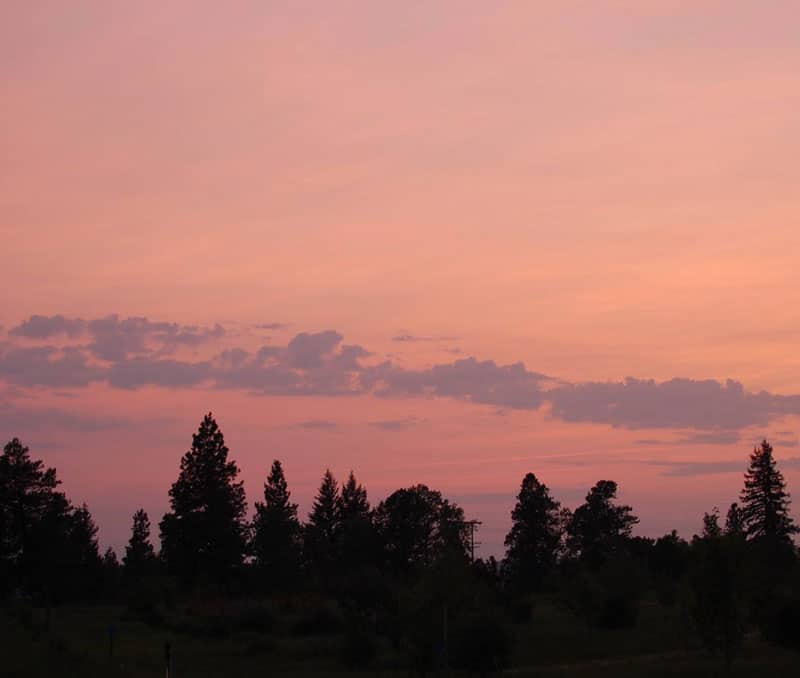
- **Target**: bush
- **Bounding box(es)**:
[234,604,276,633]
[339,624,378,668]
[757,593,800,652]
[290,602,343,636]
[452,610,513,676]
[561,557,643,629]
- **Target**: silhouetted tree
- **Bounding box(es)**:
[341,470,369,522]
[374,484,469,572]
[159,413,247,587]
[699,508,722,541]
[566,480,638,567]
[305,469,344,573]
[688,525,744,672]
[123,509,156,578]
[724,502,743,537]
[339,470,378,570]
[503,472,562,592]
[0,438,61,591]
[251,459,301,588]
[101,546,122,600]
[739,440,798,546]
[650,530,689,607]
[0,438,96,600]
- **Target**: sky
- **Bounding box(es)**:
[2,1,800,558]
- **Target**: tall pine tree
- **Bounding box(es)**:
[123,509,156,578]
[339,470,377,569]
[251,460,301,588]
[159,413,247,587]
[305,469,343,572]
[503,473,563,592]
[566,480,639,567]
[739,440,797,545]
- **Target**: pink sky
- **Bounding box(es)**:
[2,2,800,557]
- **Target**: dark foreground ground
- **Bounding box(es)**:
[2,597,797,677]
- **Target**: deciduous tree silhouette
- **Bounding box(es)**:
[159,413,247,588]
[724,502,743,538]
[699,507,722,540]
[374,484,469,572]
[503,472,563,592]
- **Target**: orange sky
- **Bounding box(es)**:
[2,2,800,556]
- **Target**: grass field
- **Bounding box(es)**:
[2,597,797,677]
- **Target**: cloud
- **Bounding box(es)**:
[548,377,800,430]
[9,314,86,338]
[644,456,800,477]
[392,334,458,343]
[0,346,103,387]
[636,430,742,446]
[107,357,213,390]
[254,322,290,330]
[8,314,224,361]
[369,416,426,431]
[5,314,800,435]
[0,402,130,435]
[286,330,344,369]
[294,419,338,431]
[365,357,548,410]
[87,314,224,361]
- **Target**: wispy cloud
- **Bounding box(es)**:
[644,456,800,477]
[369,416,426,431]
[636,430,742,446]
[294,419,338,431]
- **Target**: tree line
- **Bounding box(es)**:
[2,412,799,673]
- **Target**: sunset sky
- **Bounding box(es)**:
[2,1,800,557]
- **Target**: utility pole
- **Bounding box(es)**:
[460,519,482,562]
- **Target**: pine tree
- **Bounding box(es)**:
[339,470,377,569]
[739,440,798,544]
[566,480,639,566]
[305,469,343,572]
[123,509,156,577]
[159,413,247,586]
[503,473,563,592]
[0,438,75,596]
[341,470,370,521]
[0,438,61,564]
[251,460,301,587]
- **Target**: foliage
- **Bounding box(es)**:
[566,480,639,567]
[740,440,798,546]
[503,472,563,592]
[374,484,469,572]
[304,469,343,574]
[687,530,745,672]
[123,508,157,579]
[251,459,301,589]
[159,413,247,587]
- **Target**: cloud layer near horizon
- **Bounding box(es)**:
[4,314,800,433]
